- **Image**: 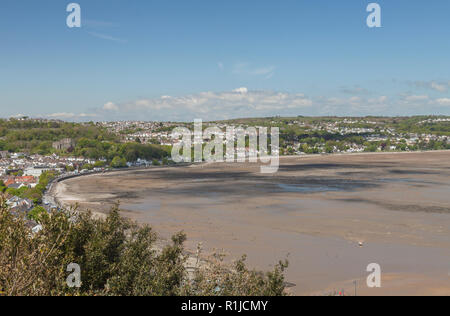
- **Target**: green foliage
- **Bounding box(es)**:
[11,170,24,177]
[0,119,170,164]
[0,119,117,155]
[0,181,6,194]
[74,138,169,163]
[0,201,288,296]
[28,206,48,222]
[152,159,161,166]
[364,142,379,152]
[81,164,93,171]
[94,161,106,168]
[119,143,168,162]
[231,116,449,154]
[111,156,127,168]
[393,116,450,136]
[66,165,75,172]
[182,252,289,296]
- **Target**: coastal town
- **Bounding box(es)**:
[1,114,447,296]
[2,116,449,229]
[3,0,450,299]
[0,140,162,231]
[1,143,96,233]
[1,116,449,233]
[98,116,450,154]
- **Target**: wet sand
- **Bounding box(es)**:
[53,151,450,295]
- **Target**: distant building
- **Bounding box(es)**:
[7,196,34,216]
[0,151,8,159]
[24,167,51,178]
[5,169,21,176]
[4,176,36,189]
[11,153,25,159]
[7,183,24,190]
[52,138,75,151]
[15,176,36,185]
[4,178,16,187]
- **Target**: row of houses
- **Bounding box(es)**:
[5,195,41,233]
[3,176,38,189]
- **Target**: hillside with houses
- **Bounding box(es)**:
[1,115,449,233]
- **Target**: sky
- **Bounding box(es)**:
[0,0,449,121]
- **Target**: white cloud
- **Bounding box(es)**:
[37,87,448,122]
[43,113,98,120]
[99,88,313,120]
[377,96,388,103]
[103,102,119,111]
[431,82,448,92]
[404,95,429,102]
[233,87,248,94]
[412,80,449,93]
[435,98,450,106]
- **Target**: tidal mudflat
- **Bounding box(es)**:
[53,151,450,295]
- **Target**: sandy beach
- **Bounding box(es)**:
[51,151,450,295]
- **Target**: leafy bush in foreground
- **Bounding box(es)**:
[0,198,288,296]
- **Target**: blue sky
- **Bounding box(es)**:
[0,0,449,121]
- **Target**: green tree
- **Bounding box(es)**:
[66,165,75,172]
[0,181,5,193]
[81,164,94,171]
[0,201,288,296]
[28,206,48,222]
[111,156,127,168]
[152,159,161,166]
[94,161,106,168]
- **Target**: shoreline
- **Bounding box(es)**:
[49,150,450,295]
[46,149,450,209]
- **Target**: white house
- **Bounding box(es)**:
[24,167,51,178]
